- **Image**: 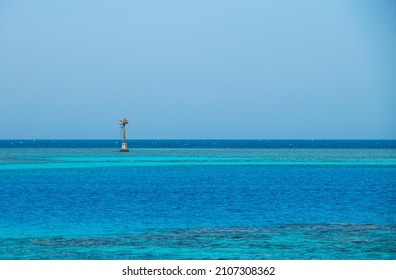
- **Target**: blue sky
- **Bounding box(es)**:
[0,0,395,139]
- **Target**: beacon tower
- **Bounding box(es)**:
[118,118,129,152]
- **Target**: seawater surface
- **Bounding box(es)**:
[0,140,395,259]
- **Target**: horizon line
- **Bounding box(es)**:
[1,138,396,141]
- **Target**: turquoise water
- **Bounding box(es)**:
[0,140,395,259]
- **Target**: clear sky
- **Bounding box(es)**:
[0,0,395,139]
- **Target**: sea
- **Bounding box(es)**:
[0,140,395,260]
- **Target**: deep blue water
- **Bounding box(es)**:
[0,140,395,259]
[1,139,396,149]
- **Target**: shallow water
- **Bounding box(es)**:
[0,140,395,259]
